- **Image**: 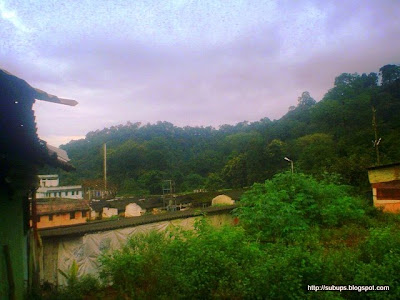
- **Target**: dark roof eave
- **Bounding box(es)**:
[367,162,400,171]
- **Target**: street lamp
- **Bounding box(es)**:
[284,157,294,174]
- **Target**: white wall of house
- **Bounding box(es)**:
[39,175,59,187]
[102,207,118,218]
[36,186,83,199]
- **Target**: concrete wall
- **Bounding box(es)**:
[0,189,26,300]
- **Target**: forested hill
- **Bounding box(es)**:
[54,64,400,195]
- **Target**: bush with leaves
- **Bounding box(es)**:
[99,219,271,299]
[236,172,368,242]
[99,231,168,299]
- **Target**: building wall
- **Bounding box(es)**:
[0,189,26,300]
[39,177,59,187]
[33,211,88,229]
[372,185,400,213]
[368,165,400,213]
[37,189,83,200]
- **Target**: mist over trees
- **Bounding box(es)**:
[52,64,400,195]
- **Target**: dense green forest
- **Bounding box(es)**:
[52,64,400,195]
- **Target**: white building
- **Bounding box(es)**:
[39,174,59,187]
[36,174,83,199]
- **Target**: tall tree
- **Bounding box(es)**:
[379,64,400,86]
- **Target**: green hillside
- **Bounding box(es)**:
[46,64,400,195]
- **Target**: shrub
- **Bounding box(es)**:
[235,172,368,242]
[99,231,168,299]
[99,219,270,299]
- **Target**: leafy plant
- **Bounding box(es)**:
[236,172,368,242]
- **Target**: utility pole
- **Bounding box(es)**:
[104,143,107,191]
[372,106,381,165]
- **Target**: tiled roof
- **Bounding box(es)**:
[35,199,90,215]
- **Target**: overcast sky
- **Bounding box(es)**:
[1,0,399,146]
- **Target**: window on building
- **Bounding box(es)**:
[377,188,400,200]
[70,212,75,219]
[65,191,69,196]
[59,192,61,197]
[72,191,75,195]
[82,210,87,218]
[49,214,53,221]
[36,215,41,223]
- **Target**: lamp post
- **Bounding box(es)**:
[284,157,294,175]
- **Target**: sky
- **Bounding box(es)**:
[1,0,399,146]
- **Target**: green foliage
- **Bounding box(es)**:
[236,172,367,242]
[99,231,167,299]
[295,133,337,175]
[181,173,205,191]
[52,261,103,299]
[58,260,79,288]
[222,153,248,188]
[99,221,269,299]
[32,274,102,300]
[380,64,400,86]
[205,172,225,191]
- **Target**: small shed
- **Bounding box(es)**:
[367,163,400,213]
